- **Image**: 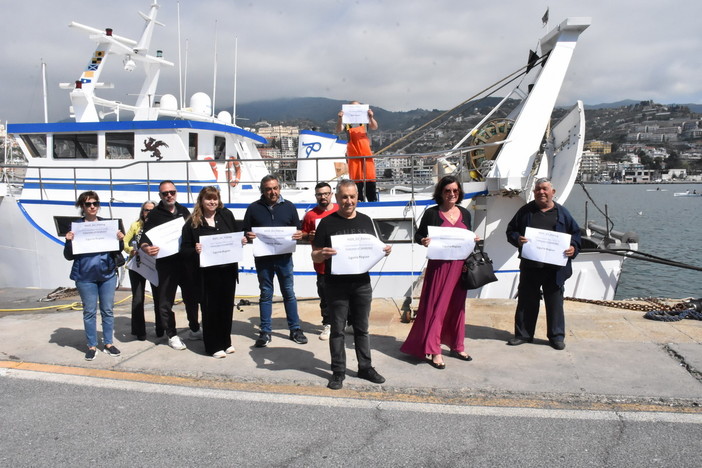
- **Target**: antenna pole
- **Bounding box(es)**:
[177,1,183,109]
[212,21,218,118]
[42,60,49,123]
[233,37,238,126]
[183,39,189,108]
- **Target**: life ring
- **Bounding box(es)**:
[204,156,218,180]
[226,157,241,187]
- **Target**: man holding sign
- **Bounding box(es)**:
[506,177,581,350]
[301,182,338,340]
[312,179,391,390]
[243,175,307,348]
[335,101,379,202]
[140,181,200,351]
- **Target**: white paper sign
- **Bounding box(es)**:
[341,104,370,124]
[521,227,572,266]
[426,226,476,260]
[71,220,119,254]
[199,231,244,267]
[252,226,297,257]
[126,249,159,286]
[330,233,386,275]
[145,217,185,259]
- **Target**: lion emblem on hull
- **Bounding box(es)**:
[142,137,169,161]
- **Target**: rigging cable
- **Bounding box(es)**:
[375,53,550,155]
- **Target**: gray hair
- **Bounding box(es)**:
[336,179,357,194]
[534,177,552,186]
[259,174,279,192]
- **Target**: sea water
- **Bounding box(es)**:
[564,184,702,300]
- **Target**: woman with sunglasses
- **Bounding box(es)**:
[400,175,477,369]
[63,191,125,361]
[123,200,160,341]
[181,186,247,358]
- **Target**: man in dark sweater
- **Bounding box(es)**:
[505,177,581,350]
[139,180,200,351]
[243,175,307,348]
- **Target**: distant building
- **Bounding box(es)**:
[579,150,600,174]
[256,125,300,140]
[623,168,655,183]
[584,140,612,154]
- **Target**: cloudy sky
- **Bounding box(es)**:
[1,0,701,124]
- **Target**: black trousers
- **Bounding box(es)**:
[156,257,200,338]
[128,269,160,337]
[316,273,330,326]
[514,268,565,342]
[355,181,377,202]
[327,280,373,373]
[200,265,237,355]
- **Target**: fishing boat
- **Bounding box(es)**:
[0,1,637,301]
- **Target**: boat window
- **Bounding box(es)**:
[54,216,81,236]
[373,218,414,243]
[53,134,98,159]
[54,216,124,236]
[189,133,198,160]
[106,133,134,159]
[20,134,47,158]
[214,136,226,160]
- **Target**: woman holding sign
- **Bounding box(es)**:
[123,200,160,341]
[400,176,476,369]
[63,191,125,361]
[181,186,246,358]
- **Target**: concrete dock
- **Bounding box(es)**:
[1,287,700,411]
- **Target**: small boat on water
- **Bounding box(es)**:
[0,1,638,301]
[673,190,702,197]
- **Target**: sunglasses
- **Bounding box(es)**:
[83,201,100,207]
[443,189,459,194]
[160,190,177,197]
[143,208,152,212]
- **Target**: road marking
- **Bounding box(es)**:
[1,362,701,424]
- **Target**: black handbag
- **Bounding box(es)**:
[112,251,126,269]
[460,245,498,290]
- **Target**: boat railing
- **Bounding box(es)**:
[12,143,491,204]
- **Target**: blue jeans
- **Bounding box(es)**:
[255,255,300,333]
[76,275,118,348]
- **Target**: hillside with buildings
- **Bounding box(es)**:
[244,99,702,183]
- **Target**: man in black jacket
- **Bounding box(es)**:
[505,177,581,350]
[140,180,200,350]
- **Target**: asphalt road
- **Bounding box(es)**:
[2,368,701,467]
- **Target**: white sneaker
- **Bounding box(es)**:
[225,346,236,354]
[212,350,226,359]
[188,328,203,340]
[319,324,331,341]
[168,335,187,350]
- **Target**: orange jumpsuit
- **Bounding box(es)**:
[346,124,376,183]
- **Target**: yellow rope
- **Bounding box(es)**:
[0,293,257,313]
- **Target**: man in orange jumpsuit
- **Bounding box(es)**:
[335,101,379,202]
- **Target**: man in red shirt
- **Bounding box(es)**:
[302,182,339,339]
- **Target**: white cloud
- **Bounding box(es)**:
[1,0,701,124]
